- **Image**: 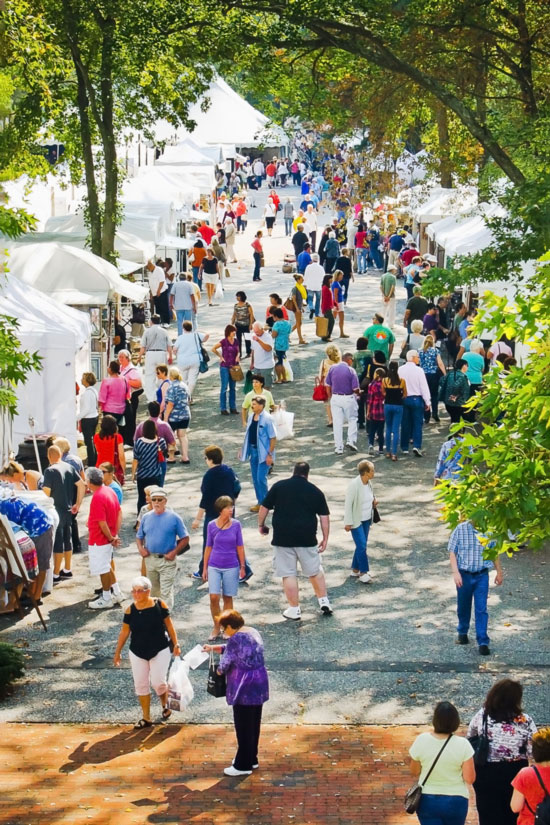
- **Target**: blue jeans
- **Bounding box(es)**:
[417,793,468,825]
[356,248,367,273]
[384,404,403,455]
[192,266,202,290]
[405,282,414,301]
[249,446,269,505]
[253,251,261,280]
[176,308,192,335]
[159,460,167,486]
[284,217,293,235]
[219,367,236,412]
[351,520,371,574]
[307,289,321,316]
[401,396,424,451]
[456,570,490,645]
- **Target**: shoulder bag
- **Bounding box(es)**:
[284,295,295,312]
[229,365,244,382]
[194,333,210,374]
[405,735,452,814]
[399,333,411,362]
[468,712,490,767]
[206,649,227,698]
[369,481,380,523]
[157,438,166,464]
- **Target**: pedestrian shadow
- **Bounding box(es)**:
[58,724,180,773]
[134,774,252,824]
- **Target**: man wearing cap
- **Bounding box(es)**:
[136,488,189,608]
[86,467,124,610]
[380,265,397,328]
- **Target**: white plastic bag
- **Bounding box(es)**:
[283,357,293,382]
[272,400,294,440]
[214,279,224,301]
[167,658,194,711]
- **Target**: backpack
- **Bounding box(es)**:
[526,767,550,825]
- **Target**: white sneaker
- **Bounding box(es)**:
[318,597,333,615]
[359,573,373,584]
[334,448,344,455]
[224,765,252,776]
[349,570,360,577]
[346,443,358,452]
[111,591,125,604]
[413,447,423,457]
[88,596,113,609]
[282,606,301,620]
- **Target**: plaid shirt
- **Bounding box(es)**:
[367,380,385,421]
[448,521,494,572]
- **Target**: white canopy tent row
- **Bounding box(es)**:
[1,274,92,464]
[396,184,479,253]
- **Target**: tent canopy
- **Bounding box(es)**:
[43,213,154,263]
[413,186,478,223]
[5,242,148,305]
[155,138,217,167]
[428,203,506,259]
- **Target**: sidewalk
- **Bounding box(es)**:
[1,723,479,824]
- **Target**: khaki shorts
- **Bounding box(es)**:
[273,545,322,578]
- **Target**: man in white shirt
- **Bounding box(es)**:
[146,260,170,326]
[170,273,197,335]
[139,316,173,401]
[250,321,274,388]
[398,350,431,457]
[303,254,325,319]
[253,158,265,188]
[303,204,318,251]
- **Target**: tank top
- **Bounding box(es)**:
[383,380,405,405]
[234,303,251,326]
[123,599,170,660]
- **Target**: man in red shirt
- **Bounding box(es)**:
[400,240,420,268]
[197,221,215,245]
[266,161,277,186]
[86,466,123,609]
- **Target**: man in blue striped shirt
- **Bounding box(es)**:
[448,521,503,656]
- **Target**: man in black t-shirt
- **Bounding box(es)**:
[258,462,332,621]
[42,445,86,583]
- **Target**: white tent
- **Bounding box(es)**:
[1,274,91,459]
[155,138,218,167]
[428,203,506,262]
[43,212,154,263]
[6,242,148,305]
[414,186,478,223]
[149,161,216,194]
[123,169,200,210]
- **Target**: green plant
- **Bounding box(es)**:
[0,642,25,695]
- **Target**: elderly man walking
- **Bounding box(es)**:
[398,350,431,457]
[42,445,86,583]
[86,467,124,609]
[250,321,274,388]
[304,253,325,319]
[139,315,173,402]
[325,352,360,455]
[258,462,332,620]
[136,488,189,609]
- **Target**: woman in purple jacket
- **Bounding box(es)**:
[204,609,269,776]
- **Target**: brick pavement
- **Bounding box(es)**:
[1,723,479,824]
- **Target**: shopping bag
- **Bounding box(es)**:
[167,658,194,711]
[207,650,227,698]
[243,369,254,394]
[272,401,294,440]
[283,358,293,382]
[315,315,329,338]
[224,267,231,278]
[312,377,329,401]
[214,280,224,301]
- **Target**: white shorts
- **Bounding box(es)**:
[88,543,113,576]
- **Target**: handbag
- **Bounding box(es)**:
[157,438,166,464]
[206,650,227,698]
[468,712,490,767]
[372,505,381,524]
[224,267,231,278]
[400,333,411,362]
[284,296,295,312]
[404,735,452,814]
[243,369,254,394]
[229,365,244,381]
[195,333,209,374]
[312,377,329,402]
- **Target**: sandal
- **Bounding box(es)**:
[134,718,153,729]
[162,708,172,721]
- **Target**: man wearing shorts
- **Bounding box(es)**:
[258,462,332,620]
[42,445,86,584]
[86,467,124,609]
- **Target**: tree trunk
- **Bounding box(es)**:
[99,18,117,262]
[74,59,102,255]
[434,103,452,188]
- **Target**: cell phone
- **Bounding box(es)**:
[259,526,269,535]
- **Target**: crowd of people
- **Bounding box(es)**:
[1,150,541,818]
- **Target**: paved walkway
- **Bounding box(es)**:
[1,722,480,825]
[0,182,548,728]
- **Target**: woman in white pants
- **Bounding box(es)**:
[114,576,181,728]
[173,321,210,401]
[225,218,237,263]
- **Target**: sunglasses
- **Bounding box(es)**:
[151,497,166,502]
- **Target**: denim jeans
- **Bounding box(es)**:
[400,395,424,450]
[307,289,321,316]
[456,570,490,645]
[417,793,468,825]
[356,248,367,273]
[176,308,192,335]
[384,404,403,454]
[219,366,236,411]
[284,217,293,236]
[249,446,269,504]
[424,372,441,421]
[253,251,261,280]
[192,266,202,290]
[351,519,371,574]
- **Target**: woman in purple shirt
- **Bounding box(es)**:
[204,609,269,776]
[212,324,240,414]
[202,496,245,641]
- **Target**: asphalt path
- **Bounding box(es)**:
[1,183,548,726]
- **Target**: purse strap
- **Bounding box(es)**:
[420,735,452,787]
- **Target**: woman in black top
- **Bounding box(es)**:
[114,576,180,728]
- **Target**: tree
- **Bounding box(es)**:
[0,0,228,259]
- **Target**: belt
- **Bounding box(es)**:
[459,568,488,575]
[332,393,354,396]
[147,349,166,352]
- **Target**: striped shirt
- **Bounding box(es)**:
[133,437,167,479]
